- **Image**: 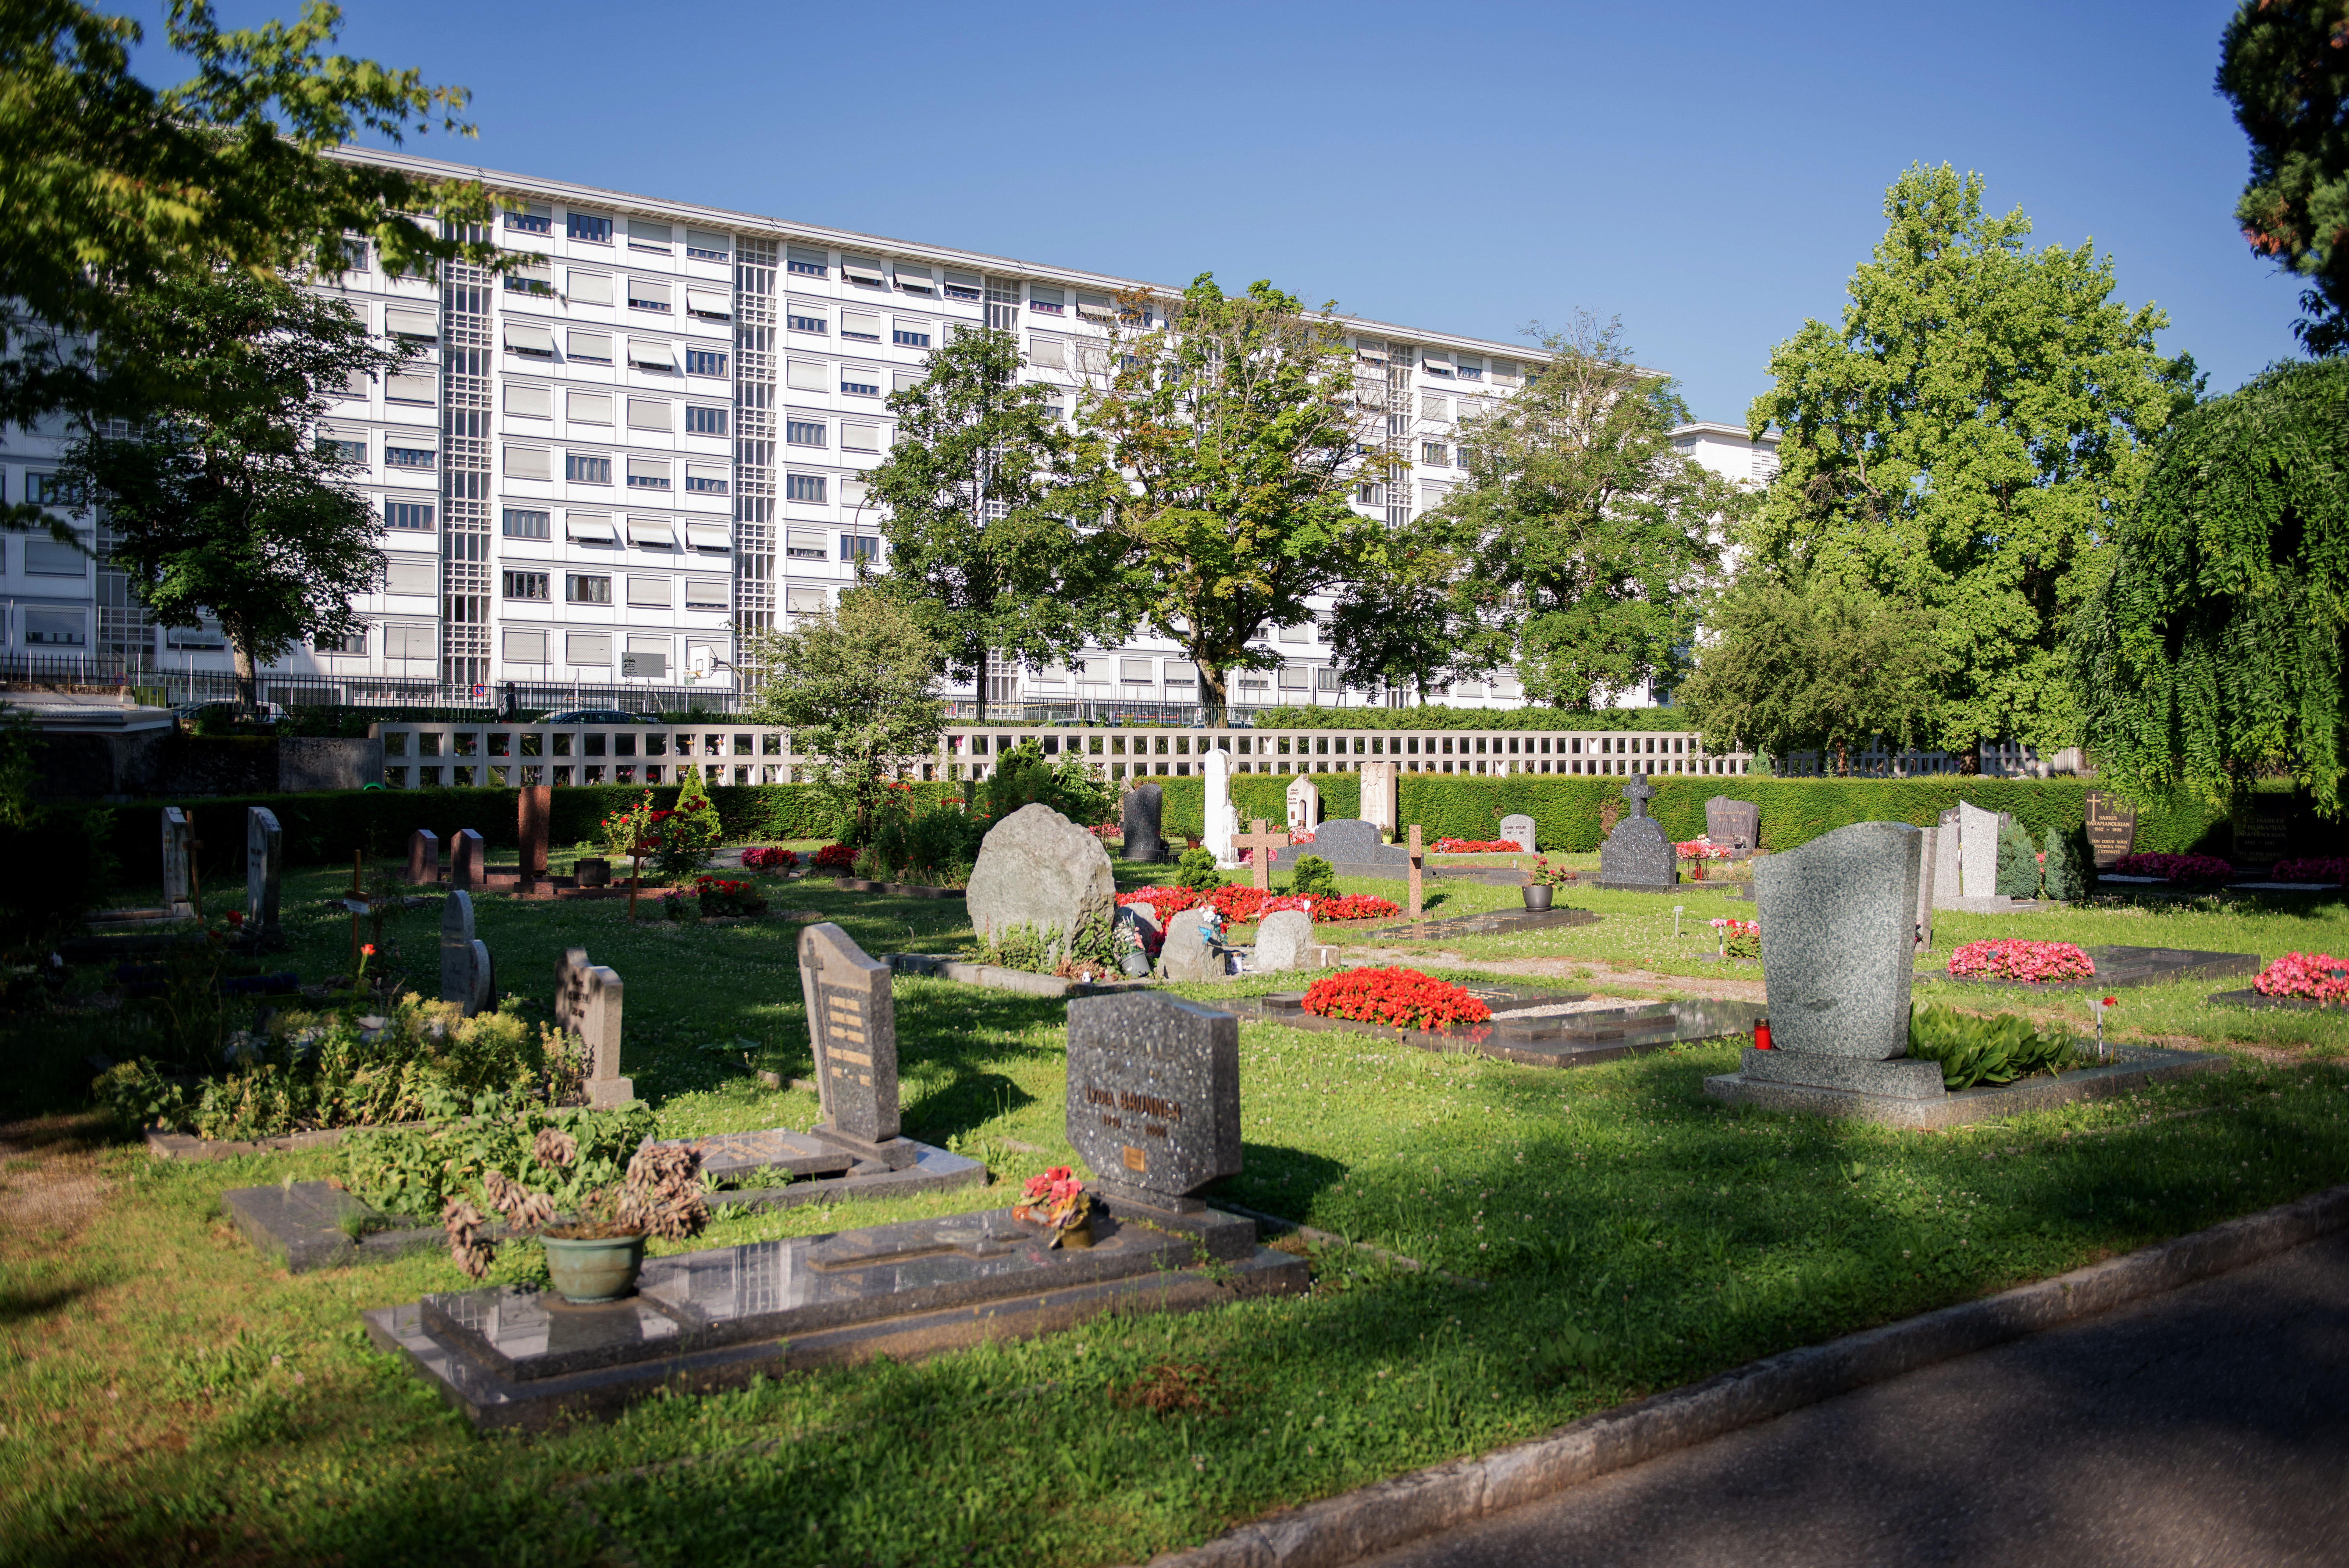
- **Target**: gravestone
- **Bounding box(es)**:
[1745,820,1939,1097]
[1358,760,1401,838]
[1704,796,1759,856]
[1597,777,1674,888]
[1065,992,1242,1213]
[555,947,631,1107]
[796,922,907,1159]
[966,804,1117,963]
[1408,824,1424,918]
[1158,909,1220,982]
[1956,802,2002,898]
[161,807,193,918]
[439,891,493,1016]
[449,829,484,893]
[1931,807,1964,911]
[407,828,441,886]
[1121,782,1166,863]
[1915,825,1937,954]
[1497,813,1537,853]
[1267,818,1410,876]
[2083,791,2137,869]
[1254,908,1315,973]
[244,807,283,933]
[1285,775,1321,834]
[1203,747,1236,865]
[517,786,552,885]
[2235,795,2292,867]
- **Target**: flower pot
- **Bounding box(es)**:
[1119,951,1153,978]
[540,1228,647,1304]
[577,857,611,888]
[1522,884,1554,911]
[1060,1219,1094,1250]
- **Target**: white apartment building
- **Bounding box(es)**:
[0,151,1762,715]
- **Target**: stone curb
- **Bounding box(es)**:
[1137,1180,2349,1568]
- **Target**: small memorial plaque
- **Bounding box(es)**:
[1065,992,1240,1212]
[2083,791,2137,869]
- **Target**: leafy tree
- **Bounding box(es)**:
[743,590,946,841]
[1676,570,1944,773]
[1323,510,1507,704]
[59,270,405,711]
[1746,164,2201,757]
[1439,314,1744,707]
[2218,0,2349,354]
[865,326,1132,685]
[1076,275,1382,723]
[2068,357,2349,818]
[0,0,494,477]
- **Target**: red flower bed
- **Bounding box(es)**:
[2253,951,2349,1004]
[1301,967,1492,1032]
[2272,858,2349,885]
[1947,939,2096,983]
[738,846,798,871]
[811,843,856,873]
[1114,886,1401,924]
[693,876,768,917]
[2110,852,2235,886]
[1209,885,1312,923]
[1432,837,1519,854]
[1117,886,1205,919]
[1311,893,1401,921]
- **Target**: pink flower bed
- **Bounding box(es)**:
[1432,837,1520,854]
[2109,852,2235,886]
[2253,951,2349,1004]
[2272,858,2349,885]
[1947,939,2097,983]
[1675,837,1733,861]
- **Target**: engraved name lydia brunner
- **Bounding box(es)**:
[1085,1084,1182,1139]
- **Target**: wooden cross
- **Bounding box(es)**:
[1235,818,1287,892]
[1408,824,1424,919]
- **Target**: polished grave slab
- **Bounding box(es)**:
[1234,987,1764,1069]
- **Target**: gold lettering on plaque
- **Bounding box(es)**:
[1121,1145,1146,1172]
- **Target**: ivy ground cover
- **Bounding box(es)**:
[4,862,2349,1565]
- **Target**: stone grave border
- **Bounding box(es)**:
[888,952,1159,999]
[829,877,965,899]
[1705,1044,2226,1129]
[1232,986,1763,1070]
[1336,907,1603,944]
[1921,947,2258,994]
[2206,988,2344,1013]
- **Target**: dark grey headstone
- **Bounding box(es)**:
[449,829,484,893]
[1271,817,1405,873]
[407,828,440,886]
[1754,820,1923,1061]
[1121,783,1166,862]
[1704,796,1759,855]
[797,922,900,1144]
[1598,777,1673,887]
[1065,992,1241,1211]
[2084,791,2137,868]
[245,807,282,930]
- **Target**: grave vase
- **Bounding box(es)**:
[1522,884,1554,911]
[540,1229,647,1304]
[1119,950,1153,978]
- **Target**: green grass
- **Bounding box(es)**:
[4,856,2349,1564]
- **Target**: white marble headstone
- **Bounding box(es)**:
[1202,748,1237,866]
[1358,761,1400,838]
[1957,801,2000,898]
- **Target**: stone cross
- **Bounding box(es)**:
[517,785,552,888]
[1285,774,1321,834]
[797,921,902,1151]
[439,890,493,1016]
[161,807,193,919]
[1202,747,1236,866]
[1598,775,1675,888]
[1407,824,1424,919]
[244,807,282,934]
[556,948,631,1107]
[407,828,441,886]
[1358,760,1400,838]
[449,829,484,893]
[1621,776,1656,818]
[1235,819,1287,893]
[1064,992,1242,1215]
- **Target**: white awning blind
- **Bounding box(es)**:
[626,217,672,246]
[685,463,729,487]
[684,522,731,550]
[629,278,672,306]
[625,456,670,485]
[385,307,438,339]
[685,288,731,318]
[1028,337,1064,368]
[503,321,556,354]
[628,339,672,369]
[1075,291,1114,319]
[566,513,617,543]
[894,264,934,291]
[504,447,551,480]
[1422,350,1455,372]
[627,517,674,547]
[684,575,729,605]
[840,257,886,285]
[567,330,612,361]
[567,390,612,422]
[686,228,729,256]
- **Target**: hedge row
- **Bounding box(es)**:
[1247,705,1703,733]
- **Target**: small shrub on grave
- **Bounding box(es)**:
[866,796,984,886]
[1904,1004,2082,1090]
[2253,952,2349,1004]
[1995,817,2041,897]
[649,768,724,880]
[1173,847,1223,890]
[1946,939,2096,983]
[738,846,799,871]
[1301,967,1493,1032]
[445,1139,708,1278]
[970,743,1116,832]
[811,843,856,873]
[2041,826,2087,900]
[693,876,768,917]
[2272,857,2349,884]
[1289,854,1338,899]
[339,1099,658,1229]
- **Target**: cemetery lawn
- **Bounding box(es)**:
[4,866,2349,1564]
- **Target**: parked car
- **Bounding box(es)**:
[173,700,283,731]
[538,709,658,724]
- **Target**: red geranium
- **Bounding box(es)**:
[1947,939,2096,983]
[1433,837,1520,854]
[2272,858,2349,885]
[739,846,799,871]
[812,843,856,872]
[1301,966,1492,1032]
[2253,951,2349,1004]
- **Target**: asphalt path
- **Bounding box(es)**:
[1357,1229,2349,1567]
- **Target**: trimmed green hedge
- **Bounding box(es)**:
[1247,705,1699,733]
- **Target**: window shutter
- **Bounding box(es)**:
[567,329,612,361]
[627,397,670,430]
[567,632,613,666]
[625,458,671,489]
[385,306,438,339]
[684,522,731,551]
[503,628,548,663]
[565,513,617,543]
[504,447,551,480]
[567,390,612,423]
[787,360,827,391]
[567,272,613,305]
[629,338,673,370]
[507,383,552,418]
[684,576,729,606]
[385,373,437,403]
[385,557,438,595]
[840,257,887,286]
[686,288,731,318]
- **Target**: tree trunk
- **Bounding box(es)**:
[230,633,258,718]
[1199,663,1228,727]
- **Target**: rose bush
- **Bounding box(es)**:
[693,877,767,918]
[1302,967,1492,1032]
[738,846,798,871]
[811,843,856,873]
[2253,951,2349,1004]
[1947,939,2097,982]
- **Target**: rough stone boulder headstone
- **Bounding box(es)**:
[1704,796,1759,856]
[449,829,484,893]
[1253,908,1315,973]
[1358,760,1400,838]
[1497,813,1537,853]
[1121,782,1166,863]
[1157,909,1221,982]
[556,947,630,1107]
[966,803,1117,963]
[407,828,441,887]
[1957,801,2002,899]
[1065,992,1242,1213]
[161,807,193,918]
[439,890,493,1016]
[2083,791,2137,869]
[1744,820,1940,1098]
[796,922,907,1160]
[1931,807,1964,911]
[1597,777,1674,888]
[1286,775,1321,834]
[1269,817,1409,875]
[245,807,283,933]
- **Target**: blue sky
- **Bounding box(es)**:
[168,0,2295,422]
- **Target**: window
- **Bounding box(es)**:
[385,373,436,404]
[503,628,548,663]
[323,437,368,465]
[384,557,437,595]
[1278,622,1312,644]
[1120,657,1153,682]
[627,278,672,312]
[841,422,880,453]
[503,570,551,600]
[628,339,672,371]
[1028,337,1064,369]
[786,418,826,447]
[841,534,879,562]
[895,263,935,293]
[505,446,551,480]
[685,288,730,320]
[685,522,730,550]
[504,200,552,234]
[567,329,613,363]
[1419,481,1451,510]
[840,255,886,287]
[566,574,612,604]
[944,268,982,301]
[1421,441,1449,466]
[786,245,827,277]
[1075,290,1114,321]
[840,366,880,396]
[383,624,436,659]
[566,512,617,543]
[166,620,225,650]
[788,306,828,334]
[1421,393,1449,419]
[1355,481,1383,506]
[841,310,881,342]
[385,306,438,341]
[385,500,434,531]
[685,463,729,494]
[1422,350,1456,377]
[503,258,554,296]
[333,235,370,271]
[986,277,1019,329]
[685,405,727,435]
[784,527,827,559]
[566,454,612,484]
[626,217,672,252]
[24,609,85,647]
[568,390,612,424]
[627,397,670,431]
[1457,356,1485,381]
[567,271,613,305]
[627,575,671,607]
[314,628,367,654]
[339,370,369,399]
[893,321,931,349]
[839,478,870,506]
[1029,285,1065,315]
[685,348,728,377]
[503,321,556,356]
[884,371,920,395]
[777,362,823,396]
[25,537,86,575]
[568,211,613,243]
[1164,660,1197,684]
[625,456,671,489]
[623,634,668,678]
[684,576,729,608]
[507,383,552,418]
[503,508,551,538]
[567,630,613,665]
[384,443,436,470]
[786,586,829,615]
[785,473,827,503]
[1493,359,1519,385]
[686,228,729,262]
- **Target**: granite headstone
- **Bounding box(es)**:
[161,807,193,918]
[1597,777,1674,887]
[1121,782,1166,863]
[449,829,484,893]
[407,828,441,887]
[1704,796,1759,856]
[1957,802,2001,898]
[245,807,283,932]
[2235,795,2292,868]
[2083,791,2137,869]
[797,921,901,1148]
[1497,813,1537,853]
[1065,991,1242,1213]
[555,947,631,1107]
[517,785,552,884]
[1268,818,1409,875]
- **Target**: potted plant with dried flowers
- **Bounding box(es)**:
[1012,1165,1097,1249]
[442,1131,708,1303]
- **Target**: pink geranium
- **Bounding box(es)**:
[2253,951,2349,1004]
[1948,939,2096,983]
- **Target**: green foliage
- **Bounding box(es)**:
[338,1099,657,1220]
[1289,854,1337,898]
[1324,510,1506,703]
[651,768,722,878]
[1746,163,2201,755]
[1246,705,1700,732]
[971,743,1115,828]
[2069,357,2349,819]
[1173,847,1223,891]
[977,914,1115,974]
[2218,0,2349,354]
[1995,817,2041,898]
[1905,1004,2081,1090]
[2042,825,2086,900]
[866,800,983,886]
[0,802,114,953]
